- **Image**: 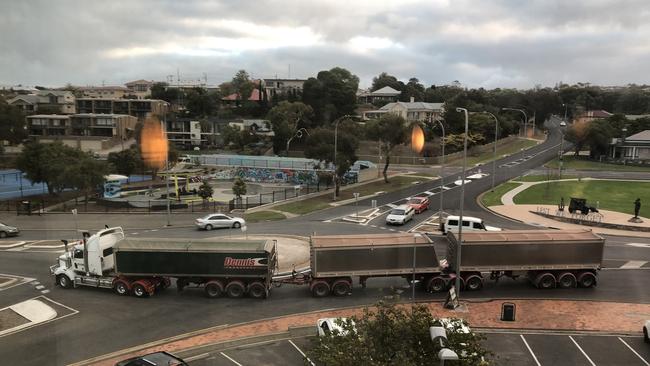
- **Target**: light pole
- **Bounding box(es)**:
[332,115,353,201]
[558,130,565,179]
[162,115,171,227]
[454,107,469,298]
[482,112,499,191]
[411,121,447,220]
[562,103,568,123]
[502,108,528,138]
[286,128,309,156]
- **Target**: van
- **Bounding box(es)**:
[441,216,501,234]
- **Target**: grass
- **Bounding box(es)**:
[545,156,650,172]
[275,175,423,215]
[480,182,521,207]
[513,180,650,214]
[405,172,439,178]
[449,139,538,166]
[513,174,579,182]
[243,210,286,223]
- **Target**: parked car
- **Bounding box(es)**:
[644,320,650,343]
[115,351,188,366]
[408,196,430,214]
[0,222,20,238]
[317,317,356,337]
[441,216,501,234]
[560,121,567,127]
[195,214,245,230]
[386,205,415,225]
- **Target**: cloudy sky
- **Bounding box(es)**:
[2,0,650,89]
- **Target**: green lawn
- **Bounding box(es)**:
[405,171,439,178]
[513,180,650,214]
[244,210,286,223]
[449,139,538,166]
[545,156,650,172]
[513,174,579,182]
[480,182,521,207]
[275,175,423,215]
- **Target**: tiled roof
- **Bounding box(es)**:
[7,95,39,104]
[380,101,444,111]
[125,79,153,86]
[371,86,401,96]
[626,130,650,141]
[222,89,264,101]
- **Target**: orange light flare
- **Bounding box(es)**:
[140,118,168,169]
[411,124,425,154]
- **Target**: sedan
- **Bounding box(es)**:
[0,222,20,238]
[408,196,430,214]
[195,214,245,230]
[317,317,356,337]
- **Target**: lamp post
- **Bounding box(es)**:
[411,120,447,220]
[482,112,499,191]
[286,128,309,156]
[562,103,568,123]
[454,107,469,298]
[502,107,528,138]
[332,115,353,201]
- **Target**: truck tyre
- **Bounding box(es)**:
[204,281,224,298]
[464,275,483,291]
[311,280,330,297]
[232,222,241,229]
[248,282,266,299]
[114,281,130,295]
[332,279,351,296]
[644,327,649,343]
[204,224,213,231]
[132,283,148,298]
[558,272,577,289]
[535,273,556,289]
[426,277,446,293]
[57,274,72,289]
[226,281,246,298]
[577,272,597,288]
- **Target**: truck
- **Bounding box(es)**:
[50,227,605,298]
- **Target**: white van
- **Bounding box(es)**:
[441,216,501,234]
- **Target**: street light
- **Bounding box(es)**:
[286,127,309,156]
[481,112,499,191]
[411,120,447,219]
[501,107,528,138]
[455,107,469,298]
[333,115,354,200]
[562,103,569,123]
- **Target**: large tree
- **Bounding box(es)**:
[231,70,255,102]
[302,67,359,125]
[185,87,218,117]
[399,77,425,102]
[266,101,314,154]
[565,120,590,155]
[150,82,182,104]
[371,72,403,92]
[107,147,143,177]
[366,114,409,183]
[584,118,616,158]
[64,154,108,202]
[0,100,27,144]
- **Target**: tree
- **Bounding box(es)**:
[309,301,490,366]
[221,125,244,150]
[302,67,359,125]
[197,181,214,206]
[64,154,108,203]
[371,72,403,92]
[266,101,314,154]
[185,87,218,117]
[232,70,255,102]
[107,148,142,177]
[399,77,425,102]
[584,118,616,158]
[366,114,409,183]
[232,177,247,199]
[0,100,26,144]
[565,120,590,155]
[150,82,182,104]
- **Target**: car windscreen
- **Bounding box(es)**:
[407,199,421,204]
[390,209,405,215]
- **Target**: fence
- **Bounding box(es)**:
[229,183,329,210]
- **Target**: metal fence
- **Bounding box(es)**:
[229,184,328,210]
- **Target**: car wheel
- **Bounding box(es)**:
[644,327,649,343]
[0,231,7,239]
[233,222,241,229]
[204,224,213,231]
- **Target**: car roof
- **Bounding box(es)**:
[446,215,481,222]
[394,204,411,210]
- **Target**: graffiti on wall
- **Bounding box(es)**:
[211,167,319,185]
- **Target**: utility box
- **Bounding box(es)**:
[501,302,516,321]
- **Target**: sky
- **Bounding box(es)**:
[2,0,650,89]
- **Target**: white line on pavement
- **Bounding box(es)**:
[569,336,596,366]
[618,337,650,366]
[41,290,49,294]
[621,260,648,269]
[183,353,210,362]
[35,285,44,290]
[220,352,243,366]
[627,243,650,249]
[520,335,541,366]
[289,339,315,366]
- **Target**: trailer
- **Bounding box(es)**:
[446,229,605,290]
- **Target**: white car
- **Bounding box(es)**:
[386,205,415,225]
[644,320,650,343]
[195,214,245,230]
[317,317,356,337]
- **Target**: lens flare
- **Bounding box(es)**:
[411,124,425,154]
[140,118,168,169]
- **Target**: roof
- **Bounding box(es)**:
[115,237,272,253]
[7,95,39,104]
[452,229,603,244]
[35,90,72,97]
[311,233,431,248]
[125,79,154,86]
[27,114,69,119]
[625,114,650,121]
[626,130,650,141]
[71,113,134,118]
[372,86,401,95]
[380,101,445,111]
[222,88,265,101]
[580,110,612,119]
[80,86,130,91]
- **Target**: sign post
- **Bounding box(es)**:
[444,286,460,309]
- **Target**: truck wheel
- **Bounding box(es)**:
[426,277,446,293]
[205,224,213,231]
[465,275,483,291]
[331,280,351,296]
[0,231,7,238]
[248,282,266,299]
[577,272,597,288]
[132,284,148,298]
[558,272,577,289]
[536,273,556,289]
[226,281,246,298]
[644,327,649,343]
[114,281,129,296]
[232,222,241,229]
[57,274,72,289]
[204,281,224,298]
[311,280,330,297]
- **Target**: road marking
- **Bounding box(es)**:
[131,232,139,235]
[35,285,45,290]
[520,335,541,366]
[220,352,243,366]
[150,229,158,232]
[183,353,210,362]
[621,260,648,269]
[32,281,40,285]
[380,227,386,230]
[627,243,650,248]
[289,339,316,366]
[41,289,50,294]
[569,336,596,366]
[618,337,650,366]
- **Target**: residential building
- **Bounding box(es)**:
[625,114,650,121]
[357,86,401,105]
[124,79,154,99]
[166,118,220,149]
[221,87,266,107]
[264,78,307,98]
[362,98,445,123]
[7,90,75,114]
[610,130,650,161]
[228,119,273,136]
[574,110,612,124]
[76,98,168,120]
[79,86,131,99]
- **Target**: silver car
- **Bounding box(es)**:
[195,214,245,230]
[0,222,20,238]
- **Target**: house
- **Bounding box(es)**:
[610,130,650,161]
[357,86,401,105]
[362,98,445,123]
[125,79,154,99]
[574,110,612,124]
[75,98,169,120]
[221,86,267,107]
[228,119,272,135]
[264,78,307,98]
[79,86,131,99]
[166,118,221,149]
[7,90,75,114]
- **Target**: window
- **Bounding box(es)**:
[462,221,470,227]
[102,248,113,257]
[96,118,115,126]
[473,222,483,229]
[448,219,459,226]
[73,249,84,259]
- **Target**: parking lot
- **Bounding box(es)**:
[185,330,650,366]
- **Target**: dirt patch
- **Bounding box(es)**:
[0,308,30,332]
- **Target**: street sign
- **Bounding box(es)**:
[353,192,360,199]
[444,286,460,309]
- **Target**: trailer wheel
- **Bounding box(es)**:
[204,281,224,298]
[248,282,266,299]
[535,273,556,289]
[311,280,331,297]
[132,284,148,298]
[226,281,246,298]
[577,272,597,288]
[57,274,72,289]
[114,281,130,295]
[464,275,483,291]
[644,327,649,343]
[558,272,577,289]
[332,279,351,296]
[426,277,446,293]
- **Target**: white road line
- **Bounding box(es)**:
[183,353,210,362]
[621,260,648,269]
[618,337,650,366]
[220,352,243,366]
[379,227,387,230]
[41,289,50,294]
[32,281,40,285]
[131,232,139,235]
[35,285,45,290]
[569,336,596,366]
[288,339,315,366]
[627,243,650,248]
[520,335,541,366]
